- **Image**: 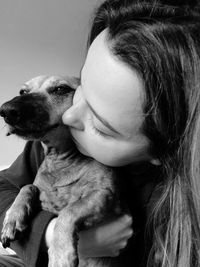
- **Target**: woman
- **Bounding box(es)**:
[1,0,200,266]
[62,1,200,266]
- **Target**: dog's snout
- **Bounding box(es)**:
[0,104,20,124]
[0,94,52,138]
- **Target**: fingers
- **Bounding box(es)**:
[96,214,133,241]
[118,214,133,228]
[78,214,134,258]
[105,214,132,231]
[108,215,133,257]
[113,214,133,237]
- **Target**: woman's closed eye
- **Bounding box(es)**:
[88,117,113,138]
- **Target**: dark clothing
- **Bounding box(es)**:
[0,141,55,267]
[0,141,161,267]
[0,254,25,267]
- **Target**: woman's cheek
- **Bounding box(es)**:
[85,138,124,166]
[83,128,132,166]
[70,127,130,166]
[88,139,150,167]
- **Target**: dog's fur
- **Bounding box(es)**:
[0,76,125,267]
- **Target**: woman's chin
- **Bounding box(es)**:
[76,144,90,157]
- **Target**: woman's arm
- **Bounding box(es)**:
[44,215,133,259]
[0,141,55,267]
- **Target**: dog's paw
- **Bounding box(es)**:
[1,208,27,248]
[48,246,79,267]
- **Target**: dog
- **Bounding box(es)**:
[0,75,126,267]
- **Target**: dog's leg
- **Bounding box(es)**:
[1,184,39,248]
[48,189,116,267]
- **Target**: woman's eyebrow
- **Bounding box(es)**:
[86,100,121,135]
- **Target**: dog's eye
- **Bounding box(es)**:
[19,89,29,95]
[50,85,73,96]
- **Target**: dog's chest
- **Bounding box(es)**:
[33,151,115,214]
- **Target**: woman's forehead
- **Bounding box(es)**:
[82,29,144,105]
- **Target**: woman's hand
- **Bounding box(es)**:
[44,215,133,258]
[44,217,57,250]
[78,215,133,258]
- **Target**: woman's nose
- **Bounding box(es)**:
[62,102,85,131]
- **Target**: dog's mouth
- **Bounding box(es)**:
[7,123,60,139]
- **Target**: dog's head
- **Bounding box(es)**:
[0,75,79,141]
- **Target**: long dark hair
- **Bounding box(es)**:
[88,1,200,266]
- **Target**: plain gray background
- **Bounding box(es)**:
[0,0,100,166]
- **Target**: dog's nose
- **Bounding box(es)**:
[0,105,20,125]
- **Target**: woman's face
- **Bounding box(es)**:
[62,29,152,167]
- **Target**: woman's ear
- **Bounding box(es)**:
[150,158,161,166]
